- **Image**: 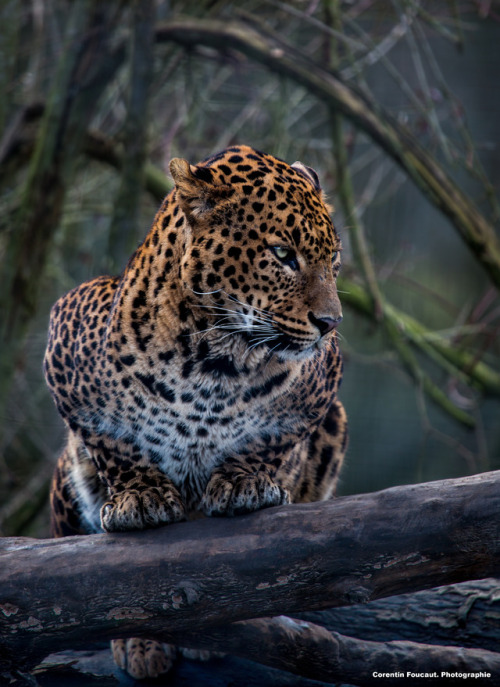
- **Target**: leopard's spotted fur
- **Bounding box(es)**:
[44,145,348,679]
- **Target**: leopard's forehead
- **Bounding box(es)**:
[195,145,338,260]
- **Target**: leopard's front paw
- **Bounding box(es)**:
[112,638,176,679]
[101,483,186,532]
[201,470,290,517]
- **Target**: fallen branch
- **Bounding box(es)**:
[1,471,499,678]
[171,615,500,687]
[29,582,500,685]
[301,578,500,652]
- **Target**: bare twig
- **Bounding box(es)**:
[342,3,419,80]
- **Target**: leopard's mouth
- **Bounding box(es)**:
[204,301,324,359]
[267,333,326,359]
[242,327,325,360]
[267,314,328,355]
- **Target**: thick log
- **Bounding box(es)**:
[34,582,500,686]
[171,616,500,687]
[1,471,500,676]
[300,578,500,652]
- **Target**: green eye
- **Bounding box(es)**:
[272,246,299,271]
[274,246,292,260]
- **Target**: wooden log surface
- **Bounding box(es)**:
[33,583,500,687]
[301,578,500,653]
[1,471,500,677]
[173,615,500,687]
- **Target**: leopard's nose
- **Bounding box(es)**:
[308,312,343,336]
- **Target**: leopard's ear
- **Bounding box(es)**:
[291,161,321,192]
[169,158,232,223]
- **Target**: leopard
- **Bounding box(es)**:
[44,144,348,680]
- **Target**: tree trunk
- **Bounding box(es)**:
[106,0,155,272]
[0,2,125,414]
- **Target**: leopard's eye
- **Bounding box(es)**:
[274,246,292,260]
[271,246,299,271]
[332,251,339,264]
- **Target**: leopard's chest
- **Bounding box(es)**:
[143,394,277,491]
[89,356,303,489]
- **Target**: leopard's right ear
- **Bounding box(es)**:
[169,158,232,223]
[291,161,321,192]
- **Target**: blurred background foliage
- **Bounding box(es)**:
[0,0,499,538]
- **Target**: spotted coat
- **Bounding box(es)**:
[45,145,347,539]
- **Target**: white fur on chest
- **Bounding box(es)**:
[93,377,289,478]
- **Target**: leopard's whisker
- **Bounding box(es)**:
[195,302,274,326]
[246,335,279,352]
[190,288,224,296]
[263,342,285,371]
[191,298,278,345]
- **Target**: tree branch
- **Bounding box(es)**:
[155,18,500,290]
[339,275,500,396]
[1,471,499,676]
[300,578,500,652]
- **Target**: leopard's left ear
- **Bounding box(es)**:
[169,158,232,223]
[291,161,321,192]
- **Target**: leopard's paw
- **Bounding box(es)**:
[201,470,290,517]
[101,483,185,532]
[112,638,176,679]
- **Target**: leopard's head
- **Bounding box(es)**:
[170,145,342,359]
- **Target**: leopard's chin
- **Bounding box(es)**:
[264,332,326,361]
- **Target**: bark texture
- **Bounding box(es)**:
[1,471,499,679]
[300,578,500,652]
